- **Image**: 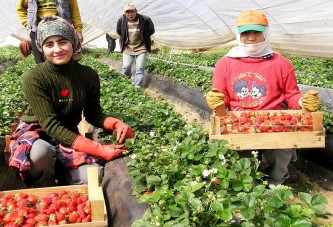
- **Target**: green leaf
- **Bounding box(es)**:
[210,201,223,212]
[253,185,266,196]
[267,196,284,208]
[217,208,233,221]
[275,214,292,226]
[288,204,302,217]
[240,207,256,219]
[175,190,194,205]
[242,194,256,208]
[169,206,184,217]
[241,175,253,191]
[299,207,315,217]
[190,182,204,192]
[205,150,217,158]
[291,218,312,227]
[232,181,243,191]
[146,175,161,189]
[189,198,202,209]
[311,194,328,206]
[310,204,327,216]
[132,178,147,193]
[220,179,230,189]
[233,158,252,174]
[298,192,312,204]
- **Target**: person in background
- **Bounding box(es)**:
[16,0,84,63]
[116,3,155,88]
[205,10,320,185]
[106,33,116,53]
[9,16,134,188]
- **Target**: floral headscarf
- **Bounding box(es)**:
[36,15,82,61]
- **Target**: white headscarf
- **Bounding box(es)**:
[226,27,274,58]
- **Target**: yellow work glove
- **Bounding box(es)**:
[205,88,224,109]
[301,90,320,112]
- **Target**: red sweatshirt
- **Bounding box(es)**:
[212,54,302,110]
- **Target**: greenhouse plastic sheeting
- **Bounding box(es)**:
[1,0,333,59]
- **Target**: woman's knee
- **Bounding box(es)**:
[66,164,104,185]
[30,139,57,166]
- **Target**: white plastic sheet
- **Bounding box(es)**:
[0,0,333,58]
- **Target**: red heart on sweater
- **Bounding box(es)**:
[60,89,70,97]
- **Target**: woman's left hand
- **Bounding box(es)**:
[114,121,134,143]
[104,117,134,143]
[77,32,83,43]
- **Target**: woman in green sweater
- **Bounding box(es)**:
[9,15,134,187]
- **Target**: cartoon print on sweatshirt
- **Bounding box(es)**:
[233,72,268,108]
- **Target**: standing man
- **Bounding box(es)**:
[116,3,155,88]
[16,0,84,64]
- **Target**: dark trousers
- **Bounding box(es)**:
[106,34,116,53]
[30,31,45,64]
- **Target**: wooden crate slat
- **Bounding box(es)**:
[210,131,325,150]
[87,166,106,223]
[0,185,87,197]
[312,111,323,131]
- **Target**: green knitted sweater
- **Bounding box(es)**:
[21,60,107,147]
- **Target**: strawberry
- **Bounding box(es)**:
[144,190,153,195]
[285,113,292,120]
[26,195,37,206]
[68,211,80,223]
[14,192,28,201]
[82,214,91,223]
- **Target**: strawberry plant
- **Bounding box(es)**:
[0,57,35,134]
[0,45,21,63]
[145,59,212,91]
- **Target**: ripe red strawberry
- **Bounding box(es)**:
[55,212,65,222]
[26,195,37,206]
[68,211,80,223]
[82,214,91,223]
[144,190,153,195]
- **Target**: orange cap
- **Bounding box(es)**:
[236,10,268,34]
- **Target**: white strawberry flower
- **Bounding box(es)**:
[149,131,155,137]
[130,154,137,159]
[202,169,210,177]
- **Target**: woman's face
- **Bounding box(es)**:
[42,36,73,65]
[240,30,265,44]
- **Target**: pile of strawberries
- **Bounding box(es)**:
[0,190,91,226]
[220,111,313,134]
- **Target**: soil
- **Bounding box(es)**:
[145,88,333,226]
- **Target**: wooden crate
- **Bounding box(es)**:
[0,166,107,227]
[209,110,325,150]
